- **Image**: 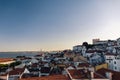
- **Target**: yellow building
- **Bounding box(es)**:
[95,63,108,71]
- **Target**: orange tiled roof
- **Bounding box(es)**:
[20,75,69,80]
[77,63,90,67]
[68,69,84,79]
[0,58,14,63]
[105,53,118,56]
[68,69,106,79]
[96,68,120,80]
[9,68,25,75]
[31,63,38,67]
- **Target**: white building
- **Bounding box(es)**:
[114,46,120,54]
[81,46,87,57]
[105,53,120,71]
[93,40,108,45]
[31,58,38,63]
[113,55,120,71]
[73,45,82,52]
[105,53,116,70]
[8,68,25,80]
[106,46,115,53]
[93,39,100,44]
[117,38,120,46]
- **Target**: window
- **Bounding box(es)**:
[109,60,111,63]
[115,66,117,70]
[114,61,116,64]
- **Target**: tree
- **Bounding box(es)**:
[9,61,21,67]
[82,42,94,49]
[0,64,8,67]
[82,42,89,49]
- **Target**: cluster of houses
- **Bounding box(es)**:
[73,38,120,72]
[0,38,120,80]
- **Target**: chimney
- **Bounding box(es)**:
[91,71,94,79]
[106,72,112,80]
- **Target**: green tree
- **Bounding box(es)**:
[9,61,21,67]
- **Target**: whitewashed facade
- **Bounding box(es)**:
[105,54,120,71]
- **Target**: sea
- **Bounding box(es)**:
[0,52,39,58]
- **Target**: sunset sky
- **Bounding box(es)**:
[0,0,120,51]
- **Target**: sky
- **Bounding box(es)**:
[0,0,120,51]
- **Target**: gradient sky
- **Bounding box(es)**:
[0,0,120,51]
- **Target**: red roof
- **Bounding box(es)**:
[77,63,90,67]
[105,53,118,56]
[68,69,84,79]
[0,58,14,63]
[20,75,69,80]
[96,68,120,80]
[9,68,25,75]
[31,63,38,67]
[67,69,106,79]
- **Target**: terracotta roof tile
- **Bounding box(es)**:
[20,75,69,80]
[8,68,25,75]
[77,63,90,67]
[31,63,38,67]
[41,67,51,73]
[0,58,14,63]
[105,53,118,56]
[96,68,120,80]
[67,69,106,79]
